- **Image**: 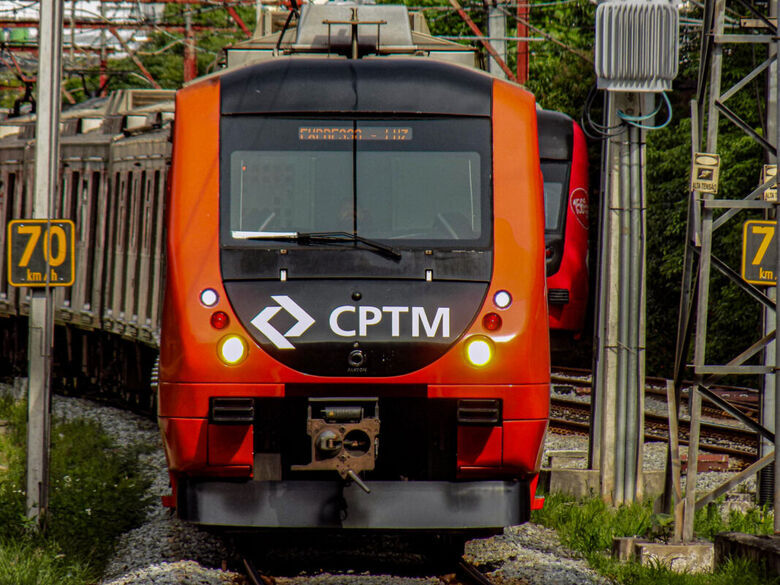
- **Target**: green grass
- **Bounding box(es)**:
[532,491,780,585]
[0,540,92,585]
[0,393,153,583]
[694,500,774,540]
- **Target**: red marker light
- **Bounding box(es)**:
[546,247,553,259]
[482,312,502,331]
[211,311,229,330]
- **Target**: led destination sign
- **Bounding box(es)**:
[299,126,413,141]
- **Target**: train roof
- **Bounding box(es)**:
[537,109,575,161]
[0,89,174,142]
[224,4,478,70]
[220,57,494,117]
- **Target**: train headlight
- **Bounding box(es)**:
[465,336,494,367]
[200,288,219,307]
[218,335,248,365]
[493,290,512,309]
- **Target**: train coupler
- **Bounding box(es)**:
[291,398,379,490]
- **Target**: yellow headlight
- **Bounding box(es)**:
[465,336,493,367]
[218,335,248,365]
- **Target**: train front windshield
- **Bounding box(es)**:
[220,118,492,248]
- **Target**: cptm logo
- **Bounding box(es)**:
[251,296,452,350]
[251,295,315,350]
[570,187,589,229]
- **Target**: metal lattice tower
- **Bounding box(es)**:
[672,0,780,540]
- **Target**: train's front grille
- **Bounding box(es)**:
[209,397,254,424]
[457,399,501,425]
[548,288,570,304]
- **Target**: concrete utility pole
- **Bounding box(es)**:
[27,0,63,524]
[488,3,507,79]
[593,92,648,505]
[183,8,197,82]
[592,0,678,506]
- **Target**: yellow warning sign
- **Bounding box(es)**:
[762,164,777,202]
[691,152,720,194]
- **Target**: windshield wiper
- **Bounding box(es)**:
[232,230,402,261]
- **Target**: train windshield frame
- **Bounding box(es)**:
[219,117,492,250]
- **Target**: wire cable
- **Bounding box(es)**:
[581,84,627,140]
[617,91,673,130]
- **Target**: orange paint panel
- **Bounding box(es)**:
[160,417,208,472]
[502,419,548,473]
[160,75,551,389]
[208,424,253,467]
[158,382,284,418]
[457,426,502,468]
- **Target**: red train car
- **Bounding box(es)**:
[158,58,549,535]
[538,110,589,341]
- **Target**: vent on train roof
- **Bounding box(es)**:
[293,4,414,52]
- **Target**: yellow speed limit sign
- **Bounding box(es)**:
[742,219,778,286]
[7,219,75,287]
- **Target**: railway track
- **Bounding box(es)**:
[550,394,760,464]
[552,366,760,418]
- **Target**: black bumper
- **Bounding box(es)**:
[178,479,530,529]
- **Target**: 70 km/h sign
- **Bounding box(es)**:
[742,219,779,286]
[7,219,75,287]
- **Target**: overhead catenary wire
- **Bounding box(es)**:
[0,0,593,90]
[498,3,593,65]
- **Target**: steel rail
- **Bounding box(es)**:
[454,558,495,585]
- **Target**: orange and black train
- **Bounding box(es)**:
[159,57,551,532]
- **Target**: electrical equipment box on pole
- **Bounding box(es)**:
[595,0,680,92]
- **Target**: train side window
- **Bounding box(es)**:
[540,160,570,233]
[70,171,80,221]
[102,172,122,311]
[0,174,13,294]
[84,172,100,307]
